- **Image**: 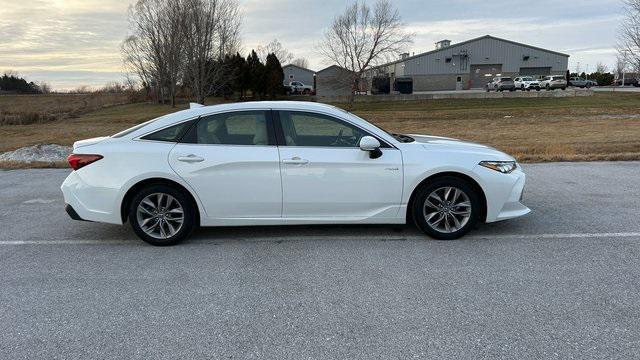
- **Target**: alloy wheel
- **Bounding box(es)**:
[422,186,472,233]
[136,193,184,239]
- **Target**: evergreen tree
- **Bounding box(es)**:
[264,53,284,99]
[0,73,41,93]
[246,50,265,98]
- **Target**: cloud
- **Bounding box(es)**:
[0,0,626,89]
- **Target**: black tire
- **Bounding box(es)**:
[129,184,196,246]
[546,84,550,91]
[411,177,481,240]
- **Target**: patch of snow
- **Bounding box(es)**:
[0,144,72,163]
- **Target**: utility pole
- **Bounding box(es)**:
[586,64,589,80]
[620,50,630,88]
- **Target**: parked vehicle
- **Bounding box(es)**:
[513,76,541,91]
[539,75,567,90]
[61,101,530,246]
[614,77,639,87]
[486,77,516,92]
[568,77,592,88]
[284,81,313,95]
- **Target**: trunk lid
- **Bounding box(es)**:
[73,137,109,150]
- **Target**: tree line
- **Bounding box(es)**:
[122,0,286,106]
[0,73,49,94]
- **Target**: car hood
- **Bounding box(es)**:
[405,134,515,161]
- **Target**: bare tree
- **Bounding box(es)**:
[291,57,310,69]
[38,82,52,94]
[619,0,640,73]
[595,62,608,73]
[257,39,294,64]
[123,0,186,107]
[182,0,242,104]
[319,0,413,101]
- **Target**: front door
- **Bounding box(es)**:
[168,110,282,220]
[276,110,403,220]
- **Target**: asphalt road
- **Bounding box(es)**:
[1,162,640,359]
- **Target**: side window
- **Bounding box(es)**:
[141,120,194,142]
[278,111,369,148]
[184,111,271,146]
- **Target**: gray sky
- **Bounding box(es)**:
[0,0,624,90]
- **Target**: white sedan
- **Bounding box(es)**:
[61,101,530,245]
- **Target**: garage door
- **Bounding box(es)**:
[470,64,502,88]
[519,67,551,76]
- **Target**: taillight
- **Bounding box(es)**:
[67,154,103,170]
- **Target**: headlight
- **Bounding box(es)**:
[479,161,517,174]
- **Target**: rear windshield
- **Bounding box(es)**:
[111,117,163,138]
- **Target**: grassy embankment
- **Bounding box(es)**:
[0,92,639,168]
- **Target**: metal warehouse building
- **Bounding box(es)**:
[368,35,569,91]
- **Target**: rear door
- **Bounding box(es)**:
[168,110,282,220]
[275,110,403,220]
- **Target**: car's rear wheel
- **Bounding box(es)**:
[412,177,480,240]
[129,184,196,246]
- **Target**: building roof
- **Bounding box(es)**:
[316,65,353,74]
[373,34,570,70]
[282,63,316,73]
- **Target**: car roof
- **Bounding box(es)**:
[119,101,398,144]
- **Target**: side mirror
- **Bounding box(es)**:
[359,136,382,159]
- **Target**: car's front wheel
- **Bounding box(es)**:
[129,184,196,246]
[412,177,480,240]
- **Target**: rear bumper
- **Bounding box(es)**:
[61,170,123,225]
[65,204,88,221]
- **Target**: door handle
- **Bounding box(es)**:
[282,157,309,165]
[177,154,204,163]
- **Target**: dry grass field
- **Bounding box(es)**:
[347,94,640,162]
[0,93,131,125]
[0,92,639,166]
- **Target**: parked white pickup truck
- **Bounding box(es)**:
[284,81,313,95]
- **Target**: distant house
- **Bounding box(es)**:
[282,64,315,87]
[315,65,355,97]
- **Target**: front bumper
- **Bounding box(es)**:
[472,165,531,222]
